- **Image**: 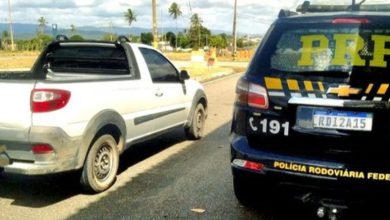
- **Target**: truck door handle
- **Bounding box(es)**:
[155,90,164,97]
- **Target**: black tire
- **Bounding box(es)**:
[185,103,206,140]
[80,134,119,193]
[233,176,257,207]
[234,176,275,208]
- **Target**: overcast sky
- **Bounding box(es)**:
[1,0,301,35]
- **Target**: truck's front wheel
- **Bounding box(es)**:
[185,103,206,140]
[81,134,119,193]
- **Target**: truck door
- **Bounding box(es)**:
[138,47,187,132]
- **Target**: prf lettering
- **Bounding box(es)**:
[298,34,390,68]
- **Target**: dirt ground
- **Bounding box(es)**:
[0,51,39,69]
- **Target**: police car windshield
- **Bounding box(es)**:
[270,24,390,73]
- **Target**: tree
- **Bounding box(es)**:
[168,2,182,49]
[70,35,84,41]
[165,32,176,47]
[209,35,227,49]
[38,16,48,35]
[237,38,244,48]
[70,24,76,34]
[177,32,190,48]
[141,32,153,45]
[102,33,119,42]
[188,13,203,50]
[124,8,137,38]
[209,34,228,55]
[1,31,10,49]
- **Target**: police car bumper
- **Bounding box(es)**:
[231,134,390,200]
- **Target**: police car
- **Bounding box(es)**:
[230,0,390,217]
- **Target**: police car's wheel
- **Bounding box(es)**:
[81,134,119,193]
[233,176,256,206]
[185,103,206,140]
[234,176,275,208]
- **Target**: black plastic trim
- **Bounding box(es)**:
[134,108,186,125]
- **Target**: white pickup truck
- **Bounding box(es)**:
[0,37,207,192]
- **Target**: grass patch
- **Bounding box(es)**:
[0,51,39,70]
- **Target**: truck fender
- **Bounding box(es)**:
[185,89,208,128]
[76,110,126,169]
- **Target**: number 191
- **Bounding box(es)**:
[260,119,289,136]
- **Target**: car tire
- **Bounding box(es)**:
[80,134,119,193]
[233,176,257,207]
[185,103,206,140]
[233,176,275,208]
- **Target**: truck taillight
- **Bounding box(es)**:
[235,78,269,109]
[32,144,54,154]
[31,89,71,113]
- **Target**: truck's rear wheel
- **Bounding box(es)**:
[81,134,119,193]
[185,103,206,140]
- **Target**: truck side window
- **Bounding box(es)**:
[139,48,179,83]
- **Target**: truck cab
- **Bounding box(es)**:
[0,36,207,192]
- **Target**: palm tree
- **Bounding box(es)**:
[38,16,48,35]
[124,8,137,40]
[169,2,182,49]
[70,24,76,35]
[190,13,202,49]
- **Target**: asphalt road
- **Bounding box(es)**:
[0,73,378,220]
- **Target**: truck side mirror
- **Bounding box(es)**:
[179,70,190,82]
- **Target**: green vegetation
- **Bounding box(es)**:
[209,34,228,50]
[177,32,190,49]
[141,32,153,45]
[165,32,176,48]
[70,35,84,41]
[102,33,118,42]
[16,35,53,51]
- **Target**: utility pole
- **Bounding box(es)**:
[152,0,158,48]
[7,0,15,51]
[232,0,237,59]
